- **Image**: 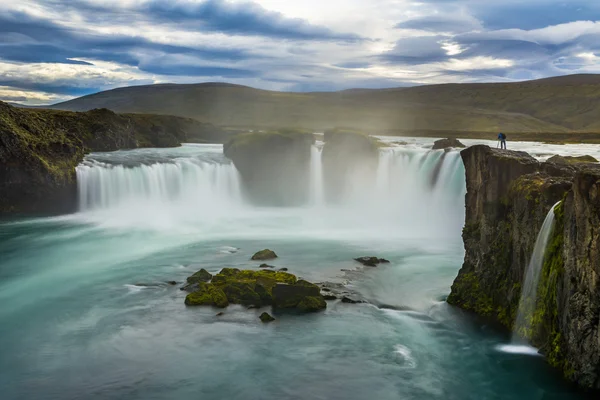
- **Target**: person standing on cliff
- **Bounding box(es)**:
[498,132,507,149]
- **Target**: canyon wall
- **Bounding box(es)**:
[448,145,600,389]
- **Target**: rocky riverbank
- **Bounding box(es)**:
[447,144,600,390]
[0,102,228,215]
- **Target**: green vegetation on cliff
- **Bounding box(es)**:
[0,101,230,215]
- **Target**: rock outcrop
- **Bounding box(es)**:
[0,101,229,215]
[547,154,598,164]
[223,130,315,206]
[184,268,327,313]
[322,130,380,203]
[448,144,600,390]
[432,138,466,150]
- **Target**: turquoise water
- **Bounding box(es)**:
[0,144,586,399]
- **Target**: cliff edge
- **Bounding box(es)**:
[448,144,600,389]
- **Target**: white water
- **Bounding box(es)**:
[74,144,466,239]
[309,144,325,205]
[512,202,560,343]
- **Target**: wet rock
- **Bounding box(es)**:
[216,312,224,317]
[259,264,275,269]
[187,269,213,284]
[354,256,390,267]
[432,138,466,150]
[279,268,289,272]
[251,249,278,261]
[185,282,229,308]
[323,294,338,301]
[166,281,178,286]
[272,280,325,312]
[260,312,275,323]
[341,296,363,304]
[547,155,598,164]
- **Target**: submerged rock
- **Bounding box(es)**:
[354,256,390,267]
[432,138,466,150]
[252,249,278,261]
[259,312,276,323]
[259,264,275,269]
[278,268,289,272]
[166,281,178,286]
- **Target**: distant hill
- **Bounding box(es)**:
[48,74,600,133]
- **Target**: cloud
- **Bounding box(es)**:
[143,0,363,41]
[395,13,483,34]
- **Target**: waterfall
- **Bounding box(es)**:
[76,155,242,213]
[309,144,324,206]
[512,202,560,343]
[74,144,466,237]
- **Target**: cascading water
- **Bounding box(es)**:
[73,143,466,239]
[512,202,560,343]
[309,144,325,206]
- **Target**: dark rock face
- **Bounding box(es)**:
[432,138,466,150]
[322,130,380,203]
[223,130,314,206]
[448,144,600,390]
[0,101,228,216]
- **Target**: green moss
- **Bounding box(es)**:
[259,312,276,323]
[251,249,278,261]
[297,296,327,312]
[186,269,212,284]
[185,283,229,308]
[448,272,494,317]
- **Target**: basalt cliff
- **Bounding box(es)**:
[0,102,229,215]
[448,145,600,390]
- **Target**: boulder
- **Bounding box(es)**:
[432,138,465,150]
[186,269,212,284]
[252,249,278,261]
[297,296,327,312]
[272,280,326,312]
[185,283,229,308]
[259,312,276,323]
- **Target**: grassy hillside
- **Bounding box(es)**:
[49,74,600,134]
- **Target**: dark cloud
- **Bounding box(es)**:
[143,0,363,41]
[380,36,448,64]
[395,14,481,33]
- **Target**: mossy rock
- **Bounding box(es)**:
[260,312,276,323]
[185,283,229,308]
[547,155,598,164]
[186,269,212,284]
[272,280,324,310]
[251,249,278,261]
[297,296,327,312]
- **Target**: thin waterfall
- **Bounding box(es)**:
[512,202,561,343]
[309,145,324,206]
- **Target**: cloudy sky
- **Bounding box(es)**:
[2,0,600,105]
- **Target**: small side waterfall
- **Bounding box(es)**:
[309,144,324,205]
[512,202,561,343]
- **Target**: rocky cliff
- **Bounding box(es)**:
[448,144,600,389]
[223,130,315,206]
[0,102,228,215]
